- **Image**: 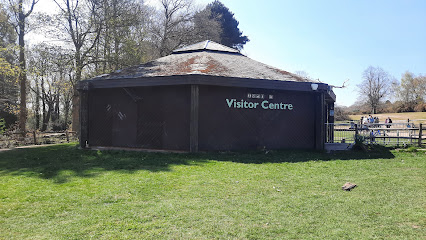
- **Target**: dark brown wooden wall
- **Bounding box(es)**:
[198,85,316,151]
[86,84,323,151]
[88,86,190,151]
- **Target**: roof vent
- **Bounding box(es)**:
[173,40,240,54]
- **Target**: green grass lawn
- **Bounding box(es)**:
[1,144,425,239]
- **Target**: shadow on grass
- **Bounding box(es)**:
[197,145,396,164]
[0,144,207,183]
[0,144,395,183]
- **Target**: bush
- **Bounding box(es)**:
[334,106,351,121]
[0,110,17,129]
[414,103,426,112]
[394,102,415,113]
[352,135,367,151]
[405,146,418,152]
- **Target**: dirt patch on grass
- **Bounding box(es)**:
[350,112,426,123]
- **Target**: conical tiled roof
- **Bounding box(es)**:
[91,40,308,82]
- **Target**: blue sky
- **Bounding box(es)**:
[197,0,426,106]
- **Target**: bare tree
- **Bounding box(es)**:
[151,0,194,57]
[294,70,313,81]
[394,71,426,111]
[357,66,393,114]
[415,75,426,102]
[8,0,38,135]
[53,0,103,132]
[95,0,149,73]
[28,43,74,131]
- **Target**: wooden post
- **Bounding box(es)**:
[355,124,358,141]
[80,82,90,148]
[33,131,37,145]
[314,92,325,150]
[190,85,199,152]
[397,130,399,146]
[328,103,335,143]
[419,123,423,147]
[66,130,70,143]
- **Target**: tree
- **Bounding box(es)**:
[0,55,19,129]
[8,0,38,135]
[205,0,248,50]
[0,4,16,49]
[94,0,149,73]
[0,3,18,118]
[28,43,75,131]
[294,70,317,81]
[53,0,104,132]
[357,66,393,114]
[414,75,426,103]
[191,6,222,43]
[334,105,350,121]
[394,71,426,112]
[395,71,416,111]
[150,0,195,57]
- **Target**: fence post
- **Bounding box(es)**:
[33,131,37,145]
[66,131,70,143]
[397,130,400,146]
[80,82,90,148]
[355,124,358,141]
[419,124,423,147]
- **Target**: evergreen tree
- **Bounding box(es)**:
[206,0,248,50]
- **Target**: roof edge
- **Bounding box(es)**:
[78,74,333,101]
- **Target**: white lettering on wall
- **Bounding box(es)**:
[226,99,293,110]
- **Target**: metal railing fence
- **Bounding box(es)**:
[326,122,425,146]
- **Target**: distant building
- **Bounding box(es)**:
[78,40,336,152]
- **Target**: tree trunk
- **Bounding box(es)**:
[18,9,27,136]
[64,94,70,130]
[42,102,53,132]
[41,77,47,131]
[51,91,60,130]
[35,78,40,129]
[71,51,82,132]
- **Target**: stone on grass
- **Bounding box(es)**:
[342,182,357,191]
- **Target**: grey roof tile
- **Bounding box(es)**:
[90,41,310,83]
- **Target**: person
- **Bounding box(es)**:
[350,120,355,129]
[373,117,378,127]
[385,117,392,129]
[362,116,368,130]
